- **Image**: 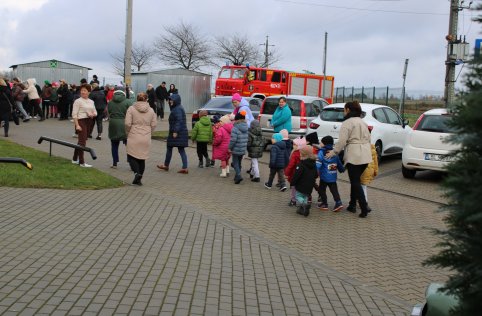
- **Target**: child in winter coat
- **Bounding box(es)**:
[264,133,289,191]
[280,129,293,164]
[212,115,233,177]
[209,114,222,166]
[228,111,249,184]
[247,120,264,182]
[316,136,345,212]
[360,143,378,212]
[285,137,307,206]
[192,110,213,168]
[291,145,318,217]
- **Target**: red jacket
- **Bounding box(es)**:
[285,150,300,182]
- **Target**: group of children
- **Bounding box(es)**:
[191,107,379,217]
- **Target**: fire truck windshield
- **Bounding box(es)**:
[218,67,247,79]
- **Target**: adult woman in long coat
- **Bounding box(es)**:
[125,92,157,185]
[157,93,189,174]
[325,100,372,218]
[108,89,130,168]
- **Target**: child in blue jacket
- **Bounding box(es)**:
[265,133,288,191]
[316,135,345,212]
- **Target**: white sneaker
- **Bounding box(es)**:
[71,160,79,164]
[80,163,92,168]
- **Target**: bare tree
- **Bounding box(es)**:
[213,34,261,66]
[111,42,156,76]
[153,22,212,70]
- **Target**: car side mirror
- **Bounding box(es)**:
[403,119,409,127]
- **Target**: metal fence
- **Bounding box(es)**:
[334,87,444,105]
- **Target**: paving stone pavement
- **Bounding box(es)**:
[0,118,450,314]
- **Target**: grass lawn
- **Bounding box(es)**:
[401,113,421,127]
[0,139,124,189]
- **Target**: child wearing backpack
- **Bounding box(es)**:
[291,145,318,217]
[285,137,307,206]
[264,133,288,191]
[247,120,264,182]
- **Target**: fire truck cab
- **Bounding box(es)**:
[215,65,334,103]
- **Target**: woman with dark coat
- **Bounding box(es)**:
[89,83,107,139]
[168,84,178,95]
[0,79,13,137]
[108,90,130,168]
[157,93,189,174]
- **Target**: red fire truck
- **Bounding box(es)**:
[215,65,335,103]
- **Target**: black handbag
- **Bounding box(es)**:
[2,92,19,125]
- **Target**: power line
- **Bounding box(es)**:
[275,0,448,15]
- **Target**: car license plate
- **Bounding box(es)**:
[424,153,451,161]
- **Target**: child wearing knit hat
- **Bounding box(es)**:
[264,133,289,191]
[285,136,307,206]
[290,145,318,216]
[212,114,234,177]
[316,135,345,212]
[228,111,249,184]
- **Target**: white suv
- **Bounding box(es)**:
[307,103,411,160]
[402,108,458,178]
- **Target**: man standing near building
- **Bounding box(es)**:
[155,81,169,120]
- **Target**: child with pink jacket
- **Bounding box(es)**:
[212,115,233,177]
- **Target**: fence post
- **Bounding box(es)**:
[361,87,364,103]
[386,86,389,105]
[351,87,354,101]
[342,87,345,102]
[373,87,375,104]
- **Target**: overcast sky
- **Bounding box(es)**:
[0,0,479,93]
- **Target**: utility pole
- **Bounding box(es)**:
[322,32,328,98]
[444,0,459,107]
[260,36,275,67]
[124,0,133,90]
[399,58,409,118]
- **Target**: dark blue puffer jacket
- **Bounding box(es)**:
[269,140,288,169]
[167,94,189,148]
[229,121,249,155]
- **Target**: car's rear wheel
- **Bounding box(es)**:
[375,140,382,162]
[402,164,417,178]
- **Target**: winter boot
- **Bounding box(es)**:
[205,158,211,168]
[225,165,230,176]
[132,173,143,186]
[198,160,204,168]
[220,168,227,178]
[303,205,311,217]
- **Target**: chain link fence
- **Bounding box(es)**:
[334,86,445,115]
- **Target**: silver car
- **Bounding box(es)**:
[258,95,329,144]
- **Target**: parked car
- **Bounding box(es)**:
[191,96,262,128]
[402,108,458,178]
[258,95,329,143]
[411,283,459,316]
[306,103,411,160]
